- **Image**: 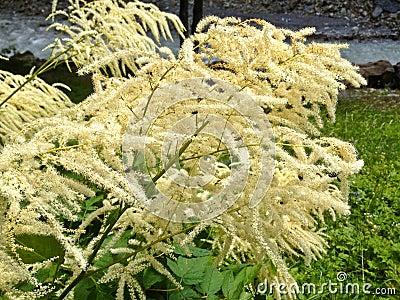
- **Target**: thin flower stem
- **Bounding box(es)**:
[0,40,81,108]
[142,64,177,121]
[179,143,263,162]
[57,204,128,300]
[151,119,209,182]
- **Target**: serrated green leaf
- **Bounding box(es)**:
[167,256,208,285]
[188,245,211,257]
[221,270,234,298]
[168,287,202,300]
[141,267,165,289]
[221,265,260,299]
[173,244,188,256]
[93,231,131,269]
[234,265,261,287]
[239,291,253,300]
[197,266,223,295]
[223,263,253,275]
[173,243,211,257]
[75,276,96,300]
[14,234,65,264]
[75,275,115,300]
[82,194,104,209]
[204,295,220,300]
[35,264,58,283]
[169,286,202,300]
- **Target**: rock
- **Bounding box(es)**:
[358,60,397,89]
[289,0,298,10]
[375,0,400,13]
[0,51,45,75]
[372,5,384,17]
[303,5,315,14]
[393,62,400,89]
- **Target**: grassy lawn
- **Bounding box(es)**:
[289,89,400,299]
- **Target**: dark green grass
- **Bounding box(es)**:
[289,89,400,299]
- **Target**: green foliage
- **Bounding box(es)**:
[135,244,261,299]
[74,276,115,300]
[167,256,210,285]
[221,265,260,299]
[13,234,65,264]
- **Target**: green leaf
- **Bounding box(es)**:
[93,231,131,269]
[169,286,202,300]
[106,208,120,226]
[75,276,115,300]
[234,265,261,287]
[14,234,65,264]
[82,194,104,210]
[75,276,96,300]
[197,266,224,295]
[221,265,260,299]
[141,267,165,289]
[221,270,234,298]
[269,260,277,276]
[223,262,253,275]
[95,282,116,300]
[66,138,79,146]
[35,263,59,283]
[239,291,253,300]
[167,256,208,285]
[204,295,220,300]
[173,243,211,257]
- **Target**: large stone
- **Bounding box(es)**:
[372,5,384,18]
[0,51,44,75]
[375,0,400,13]
[358,60,396,88]
[393,62,400,89]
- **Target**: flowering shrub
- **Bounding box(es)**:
[0,0,365,299]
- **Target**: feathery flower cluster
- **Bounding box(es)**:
[0,1,366,299]
[48,0,184,77]
[0,71,72,146]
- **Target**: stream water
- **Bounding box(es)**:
[0,13,54,59]
[1,12,399,65]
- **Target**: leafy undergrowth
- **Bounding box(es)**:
[289,89,400,299]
